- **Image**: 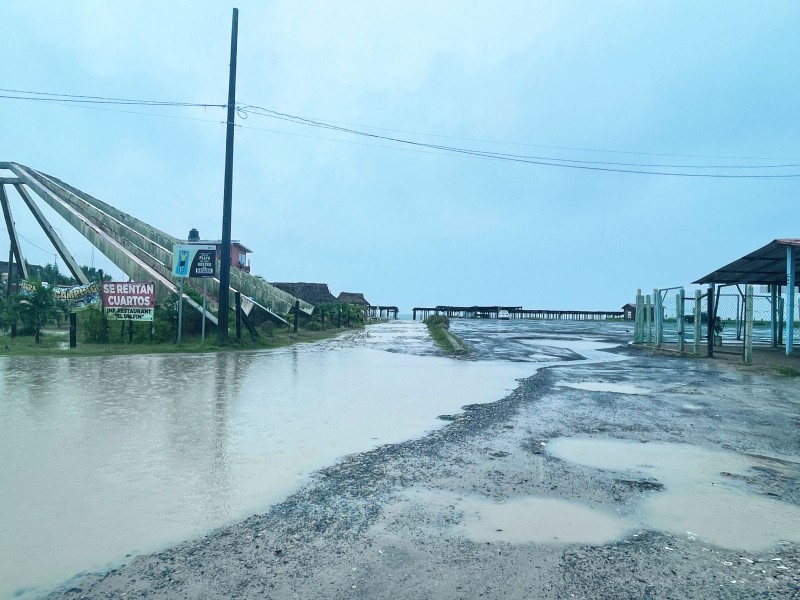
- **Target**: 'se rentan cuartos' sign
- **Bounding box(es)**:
[101,282,155,321]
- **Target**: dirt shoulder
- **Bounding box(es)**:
[50,343,800,599]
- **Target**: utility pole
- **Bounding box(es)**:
[218,7,239,345]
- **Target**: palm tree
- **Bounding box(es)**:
[17,280,59,343]
[343,303,363,327]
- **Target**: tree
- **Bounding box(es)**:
[343,303,364,327]
[0,293,10,331]
[17,280,60,343]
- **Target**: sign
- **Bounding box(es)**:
[172,244,217,278]
[21,280,100,312]
[101,281,155,321]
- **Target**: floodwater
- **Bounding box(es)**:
[547,437,800,552]
[1,320,620,599]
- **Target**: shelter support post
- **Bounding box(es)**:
[654,288,662,347]
[645,294,652,344]
[744,285,753,365]
[771,285,778,348]
[788,246,795,356]
[707,284,715,358]
[693,290,701,355]
[676,288,685,353]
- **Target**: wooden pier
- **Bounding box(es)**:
[412,305,623,321]
[370,305,399,320]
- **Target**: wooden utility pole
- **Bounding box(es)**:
[218,7,239,345]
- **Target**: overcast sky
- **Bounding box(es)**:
[2,1,798,312]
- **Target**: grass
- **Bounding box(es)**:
[774,365,800,377]
[424,315,469,356]
[0,326,351,357]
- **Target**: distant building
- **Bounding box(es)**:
[622,303,636,320]
[223,241,252,273]
[622,302,659,321]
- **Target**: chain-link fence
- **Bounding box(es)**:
[634,285,800,361]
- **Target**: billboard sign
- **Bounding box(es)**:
[21,280,100,312]
[172,244,217,278]
[101,281,155,321]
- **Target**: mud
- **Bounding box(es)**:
[45,324,800,599]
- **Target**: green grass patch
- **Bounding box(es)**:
[774,365,800,377]
[424,315,469,356]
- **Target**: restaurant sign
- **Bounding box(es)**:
[101,282,155,321]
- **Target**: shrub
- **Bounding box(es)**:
[79,308,109,343]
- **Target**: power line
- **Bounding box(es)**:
[236,105,800,178]
[3,86,799,178]
[15,232,56,255]
[0,94,229,125]
[237,105,800,162]
[0,87,225,108]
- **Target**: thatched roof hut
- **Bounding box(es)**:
[337,292,370,307]
[272,282,338,306]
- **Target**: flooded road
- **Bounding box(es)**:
[7,318,800,599]
[0,320,613,599]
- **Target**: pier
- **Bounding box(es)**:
[369,305,399,320]
[412,305,623,321]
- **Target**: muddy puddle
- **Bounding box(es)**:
[455,496,630,545]
[378,488,632,547]
[555,381,650,395]
[547,437,800,552]
[384,438,800,554]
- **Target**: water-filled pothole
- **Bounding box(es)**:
[547,437,800,551]
[555,381,650,395]
[455,496,631,545]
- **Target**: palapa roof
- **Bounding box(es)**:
[694,239,800,285]
[338,292,370,306]
[271,282,337,306]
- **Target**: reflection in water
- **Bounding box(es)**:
[4,322,586,599]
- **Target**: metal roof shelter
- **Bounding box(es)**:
[694,239,798,355]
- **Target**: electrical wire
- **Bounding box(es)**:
[0,95,229,126]
[15,232,56,255]
[0,87,224,108]
[3,87,798,178]
[236,104,800,162]
[235,105,800,178]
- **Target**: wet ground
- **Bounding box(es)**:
[10,320,800,598]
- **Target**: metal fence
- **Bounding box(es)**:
[634,285,800,363]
